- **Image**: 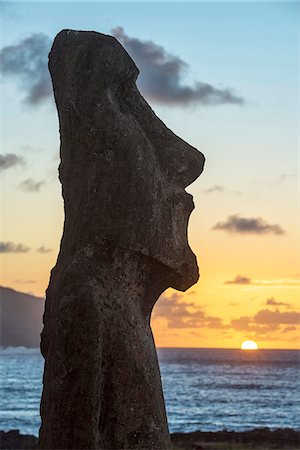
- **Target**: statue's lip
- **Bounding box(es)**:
[184,192,195,211]
[175,190,195,213]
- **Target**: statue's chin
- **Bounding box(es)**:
[167,250,199,292]
[170,269,199,292]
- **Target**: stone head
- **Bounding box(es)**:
[49,30,205,291]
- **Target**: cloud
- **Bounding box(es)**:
[203,186,241,195]
[153,293,226,329]
[225,275,251,285]
[266,297,291,308]
[230,308,300,338]
[283,326,297,333]
[152,292,299,340]
[19,178,45,192]
[212,215,285,235]
[1,29,244,109]
[13,279,36,284]
[230,316,254,332]
[0,242,30,253]
[0,33,52,105]
[254,309,300,325]
[37,246,52,253]
[204,185,225,194]
[112,27,244,107]
[225,276,300,287]
[0,153,25,170]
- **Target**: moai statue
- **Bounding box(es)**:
[39,30,204,450]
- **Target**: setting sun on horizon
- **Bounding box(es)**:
[241,340,259,350]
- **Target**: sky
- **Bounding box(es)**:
[0,1,299,349]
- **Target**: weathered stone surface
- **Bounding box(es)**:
[39,29,205,450]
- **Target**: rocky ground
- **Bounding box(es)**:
[172,428,300,449]
[1,428,299,450]
[1,431,38,450]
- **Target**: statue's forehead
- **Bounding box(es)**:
[53,29,138,78]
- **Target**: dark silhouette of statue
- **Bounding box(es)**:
[39,29,205,450]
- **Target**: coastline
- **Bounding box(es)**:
[1,428,299,450]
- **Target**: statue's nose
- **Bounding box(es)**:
[172,143,205,189]
[128,84,205,189]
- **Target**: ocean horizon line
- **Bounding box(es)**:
[1,345,300,351]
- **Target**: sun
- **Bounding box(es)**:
[241,340,259,350]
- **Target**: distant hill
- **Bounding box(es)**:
[0,286,45,347]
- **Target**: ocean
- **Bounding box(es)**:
[0,347,299,437]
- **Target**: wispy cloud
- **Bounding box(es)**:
[112,27,244,107]
[0,153,24,170]
[225,276,300,287]
[19,178,45,192]
[225,275,251,285]
[213,215,285,235]
[37,246,52,253]
[0,33,51,105]
[13,279,36,284]
[203,185,241,195]
[204,185,225,194]
[0,241,30,253]
[259,279,300,287]
[266,297,291,308]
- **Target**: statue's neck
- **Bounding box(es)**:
[99,248,170,319]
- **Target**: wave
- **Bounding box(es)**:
[0,347,41,354]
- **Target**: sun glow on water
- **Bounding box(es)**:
[241,340,259,350]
